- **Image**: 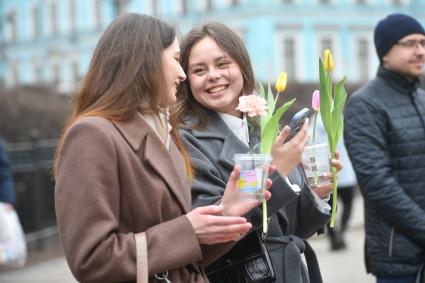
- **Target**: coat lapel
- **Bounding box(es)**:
[143,135,190,212]
[197,110,252,171]
[112,115,190,213]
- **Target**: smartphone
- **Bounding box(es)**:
[286,107,310,141]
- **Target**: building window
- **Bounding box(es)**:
[32,59,41,82]
[181,0,188,15]
[30,5,40,39]
[358,38,369,81]
[71,60,80,85]
[69,0,77,33]
[5,10,18,42]
[151,0,159,16]
[49,1,58,36]
[206,0,213,11]
[283,38,296,80]
[94,0,103,29]
[51,63,60,86]
[10,61,20,85]
[320,37,333,53]
[113,0,131,17]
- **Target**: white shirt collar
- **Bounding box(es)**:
[218,112,250,147]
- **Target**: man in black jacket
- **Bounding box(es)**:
[344,13,425,283]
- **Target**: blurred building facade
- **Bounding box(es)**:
[0,0,424,93]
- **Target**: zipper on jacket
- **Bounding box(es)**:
[388,227,394,257]
[410,92,425,137]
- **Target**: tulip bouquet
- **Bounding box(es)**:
[319,49,347,227]
[236,72,295,234]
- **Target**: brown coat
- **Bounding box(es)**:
[55,115,214,283]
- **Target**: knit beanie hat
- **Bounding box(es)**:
[374,13,425,62]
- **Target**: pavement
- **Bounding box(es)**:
[0,192,375,283]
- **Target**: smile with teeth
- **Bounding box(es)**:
[207,85,228,94]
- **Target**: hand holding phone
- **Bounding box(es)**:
[286,108,310,142]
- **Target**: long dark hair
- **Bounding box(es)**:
[174,22,255,129]
[56,13,192,177]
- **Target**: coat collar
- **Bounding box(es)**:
[190,110,300,183]
[112,115,190,212]
[377,66,420,95]
[195,110,251,170]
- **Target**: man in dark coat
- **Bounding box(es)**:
[344,13,425,283]
[0,134,15,206]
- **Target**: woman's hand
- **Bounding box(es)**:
[331,151,343,172]
[271,119,309,177]
[311,152,344,199]
[220,166,272,217]
[186,205,252,244]
[312,177,333,199]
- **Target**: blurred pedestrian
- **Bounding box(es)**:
[0,133,15,207]
[54,13,268,283]
[344,13,425,283]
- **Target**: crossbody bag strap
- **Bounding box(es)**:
[135,233,148,283]
[416,263,425,283]
[303,239,323,283]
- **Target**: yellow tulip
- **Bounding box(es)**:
[324,49,334,72]
[275,72,287,92]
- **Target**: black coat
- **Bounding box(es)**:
[344,66,425,276]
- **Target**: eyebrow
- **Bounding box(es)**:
[189,55,230,70]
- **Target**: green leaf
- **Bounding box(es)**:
[258,82,269,130]
[333,115,344,152]
[266,83,276,120]
[260,98,296,154]
[319,58,333,139]
[331,77,347,147]
[258,82,265,99]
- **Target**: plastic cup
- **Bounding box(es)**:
[234,153,272,201]
[302,143,331,187]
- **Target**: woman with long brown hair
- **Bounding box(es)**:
[175,22,343,283]
[54,14,269,283]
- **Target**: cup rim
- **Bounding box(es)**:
[233,153,273,161]
[305,142,329,149]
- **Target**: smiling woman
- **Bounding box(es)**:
[187,36,244,117]
[174,22,342,283]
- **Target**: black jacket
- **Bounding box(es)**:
[344,66,425,276]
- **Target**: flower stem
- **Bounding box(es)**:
[329,151,338,227]
[312,113,319,185]
[312,112,318,144]
[263,200,267,234]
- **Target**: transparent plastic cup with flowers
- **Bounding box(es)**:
[302,90,331,187]
[235,72,295,234]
